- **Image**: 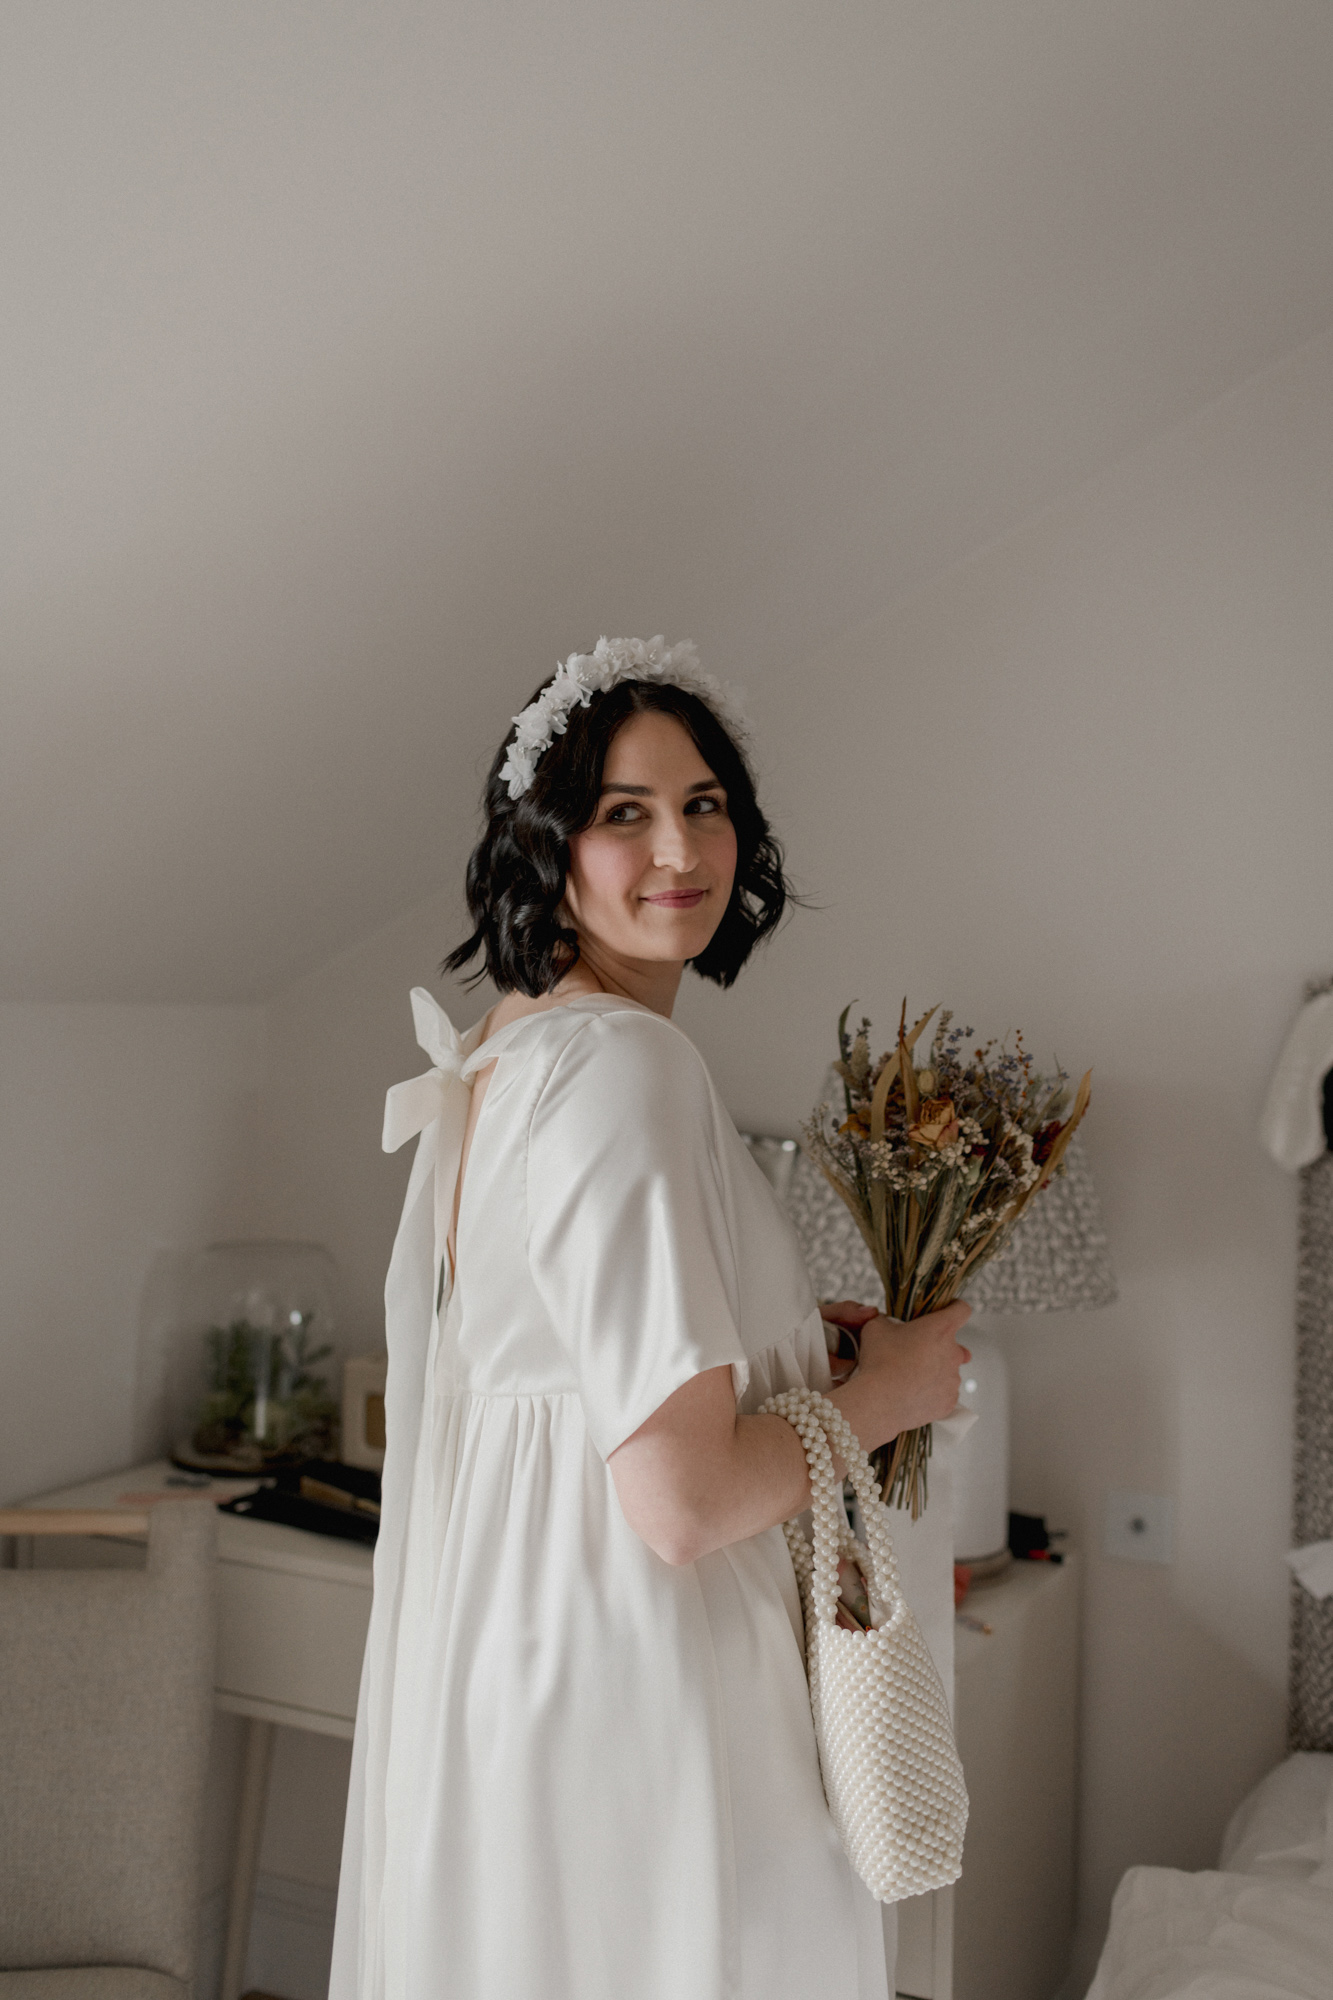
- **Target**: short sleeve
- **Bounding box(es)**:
[526,1012,750,1459]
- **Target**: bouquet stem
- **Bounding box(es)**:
[878,1419,932,1520]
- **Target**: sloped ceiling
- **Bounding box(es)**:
[5,1,1333,1000]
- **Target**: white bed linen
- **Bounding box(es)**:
[1219,1753,1333,1883]
[1085,1755,1333,2000]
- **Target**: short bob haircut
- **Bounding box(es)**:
[445,676,791,996]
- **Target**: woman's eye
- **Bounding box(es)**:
[602,794,725,824]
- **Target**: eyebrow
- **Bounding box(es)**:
[599,777,722,797]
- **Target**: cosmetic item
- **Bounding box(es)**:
[342,1354,388,1471]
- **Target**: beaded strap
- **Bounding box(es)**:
[760,1387,904,1629]
[758,1387,968,1903]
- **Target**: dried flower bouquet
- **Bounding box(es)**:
[802,1002,1092,1517]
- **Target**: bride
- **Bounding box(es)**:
[330,638,970,2000]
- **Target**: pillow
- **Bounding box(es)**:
[1218,1753,1333,1880]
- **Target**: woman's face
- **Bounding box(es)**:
[563,709,738,969]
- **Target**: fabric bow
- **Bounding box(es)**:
[380,986,480,1316]
[381,988,534,1305]
[382,988,468,1156]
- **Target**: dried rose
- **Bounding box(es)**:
[909,1096,961,1149]
[839,1107,871,1138]
[1031,1120,1063,1166]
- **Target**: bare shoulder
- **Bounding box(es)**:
[485,992,547,1034]
[485,979,602,1036]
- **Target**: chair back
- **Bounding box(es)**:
[0,1504,217,1982]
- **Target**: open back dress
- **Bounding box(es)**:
[329,990,888,2000]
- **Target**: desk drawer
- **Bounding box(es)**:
[216,1561,371,1724]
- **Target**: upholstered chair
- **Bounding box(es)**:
[0,1504,217,2000]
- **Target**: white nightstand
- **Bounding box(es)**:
[896,1556,1079,2000]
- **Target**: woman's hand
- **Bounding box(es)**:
[825,1300,972,1454]
[820,1297,877,1382]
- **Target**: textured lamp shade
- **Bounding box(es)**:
[957,1136,1117,1314]
[746,1133,1116,1316]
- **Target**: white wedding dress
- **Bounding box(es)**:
[329,990,888,2000]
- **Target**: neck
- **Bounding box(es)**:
[556,941,684,1018]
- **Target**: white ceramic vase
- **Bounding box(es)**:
[952,1327,1011,1564]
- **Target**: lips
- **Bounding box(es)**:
[643,889,707,908]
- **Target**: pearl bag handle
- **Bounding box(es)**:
[758,1387,969,1904]
[760,1388,904,1629]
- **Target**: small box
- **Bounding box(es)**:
[342,1354,388,1470]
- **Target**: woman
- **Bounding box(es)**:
[330,638,971,2000]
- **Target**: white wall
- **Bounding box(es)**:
[0,1002,264,1504]
[674,322,1333,1977]
[242,326,1333,1981]
[248,887,473,1355]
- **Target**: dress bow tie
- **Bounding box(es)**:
[382,989,468,1154]
[381,990,536,1312]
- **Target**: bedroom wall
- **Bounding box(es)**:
[242,324,1333,1983]
[0,1001,264,1506]
[674,322,1333,1979]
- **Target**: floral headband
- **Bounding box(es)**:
[497,636,744,801]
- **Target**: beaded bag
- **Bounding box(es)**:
[759,1387,969,1902]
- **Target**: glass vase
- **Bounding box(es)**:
[174,1240,341,1472]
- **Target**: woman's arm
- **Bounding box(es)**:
[608,1302,972,1566]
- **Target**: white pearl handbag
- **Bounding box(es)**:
[760,1387,969,1902]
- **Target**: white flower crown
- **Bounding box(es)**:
[497,636,744,801]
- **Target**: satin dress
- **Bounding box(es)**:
[329,991,888,2000]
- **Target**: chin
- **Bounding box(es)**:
[632,915,718,962]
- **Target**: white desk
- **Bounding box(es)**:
[12,1463,1076,2000]
[14,1458,372,2000]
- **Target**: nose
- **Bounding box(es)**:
[652,809,700,874]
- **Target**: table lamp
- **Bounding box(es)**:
[742,1132,1116,1562]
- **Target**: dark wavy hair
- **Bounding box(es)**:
[444,676,791,996]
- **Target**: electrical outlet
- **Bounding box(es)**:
[1104,1490,1174,1565]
